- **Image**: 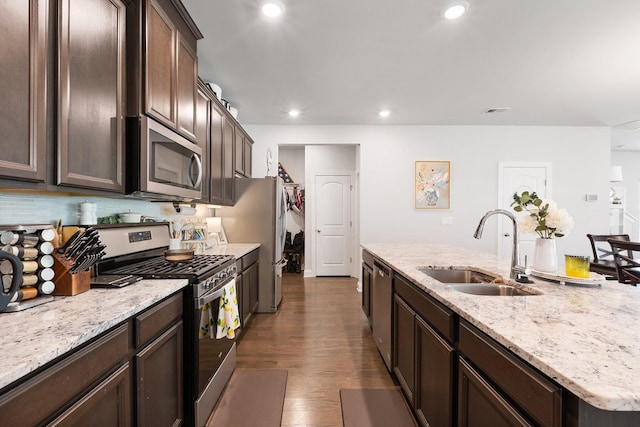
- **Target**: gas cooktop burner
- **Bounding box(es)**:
[105,254,235,279]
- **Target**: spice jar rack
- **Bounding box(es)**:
[0,224,58,312]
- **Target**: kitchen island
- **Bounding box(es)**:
[363,243,640,426]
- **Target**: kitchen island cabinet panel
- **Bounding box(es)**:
[393,295,415,404]
[57,0,126,192]
[393,273,455,427]
[458,358,531,427]
[415,316,454,427]
[458,320,562,427]
[0,0,47,183]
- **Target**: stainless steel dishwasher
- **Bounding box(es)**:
[372,260,393,371]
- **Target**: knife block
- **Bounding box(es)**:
[52,252,90,296]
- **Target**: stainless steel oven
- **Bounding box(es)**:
[126,116,202,201]
[93,224,237,427]
[192,274,237,427]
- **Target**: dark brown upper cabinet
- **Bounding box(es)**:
[195,80,211,203]
[234,127,253,178]
[144,0,200,141]
[0,0,47,183]
[57,0,127,192]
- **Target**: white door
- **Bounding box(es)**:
[498,163,551,265]
[315,175,352,276]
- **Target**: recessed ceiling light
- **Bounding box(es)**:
[443,1,469,20]
[379,110,390,118]
[288,109,300,117]
[261,1,284,18]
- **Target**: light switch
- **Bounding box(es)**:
[442,216,453,225]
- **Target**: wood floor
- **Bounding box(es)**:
[235,274,397,426]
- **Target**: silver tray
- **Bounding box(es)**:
[530,269,605,287]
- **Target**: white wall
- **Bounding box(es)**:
[611,151,640,240]
[246,125,611,264]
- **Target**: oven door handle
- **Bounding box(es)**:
[197,278,234,308]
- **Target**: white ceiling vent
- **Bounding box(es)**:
[483,107,511,114]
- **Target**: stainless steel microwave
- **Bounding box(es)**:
[126,116,202,201]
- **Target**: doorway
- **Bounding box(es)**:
[497,162,552,264]
[278,144,358,278]
[315,174,354,276]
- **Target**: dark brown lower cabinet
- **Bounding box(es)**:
[394,292,455,427]
[458,358,531,427]
[0,291,184,427]
[237,249,259,330]
[135,319,183,426]
[393,295,415,403]
[415,316,454,427]
[49,364,131,427]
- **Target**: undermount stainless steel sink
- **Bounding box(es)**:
[448,283,540,296]
[419,267,542,296]
[419,267,497,284]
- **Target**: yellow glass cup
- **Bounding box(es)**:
[565,255,590,278]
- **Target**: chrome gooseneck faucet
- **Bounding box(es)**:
[474,209,531,282]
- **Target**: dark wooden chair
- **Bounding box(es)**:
[586,234,630,279]
[608,239,640,286]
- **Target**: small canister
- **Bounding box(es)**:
[38,268,55,282]
[0,259,38,274]
[39,229,56,242]
[2,274,38,289]
[10,287,38,303]
[38,241,54,255]
[38,281,55,295]
[38,255,55,268]
[0,231,39,247]
[1,245,39,260]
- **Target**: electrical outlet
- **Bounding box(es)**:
[441,216,453,225]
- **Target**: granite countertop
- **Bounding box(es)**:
[0,243,260,392]
[0,278,188,391]
[203,243,260,258]
[362,243,640,412]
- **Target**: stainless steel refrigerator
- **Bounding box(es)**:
[218,176,287,312]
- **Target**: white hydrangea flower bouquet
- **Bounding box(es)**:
[511,191,574,239]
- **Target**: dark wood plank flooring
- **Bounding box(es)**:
[235,274,397,426]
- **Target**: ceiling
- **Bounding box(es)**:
[182,0,640,149]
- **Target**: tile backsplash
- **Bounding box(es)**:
[0,192,206,226]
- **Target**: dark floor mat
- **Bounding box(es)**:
[207,369,288,427]
[340,389,417,427]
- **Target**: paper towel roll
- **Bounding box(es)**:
[176,206,197,216]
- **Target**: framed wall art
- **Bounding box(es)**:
[415,161,450,209]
